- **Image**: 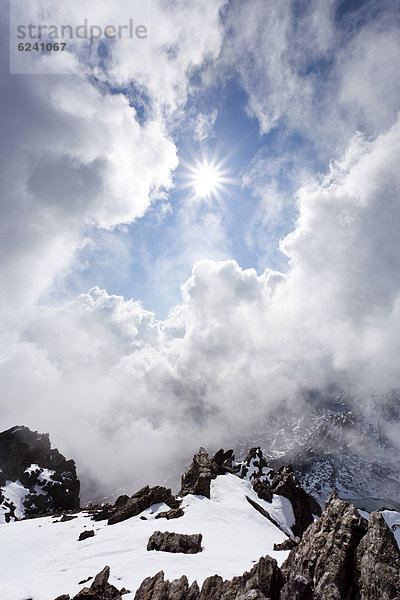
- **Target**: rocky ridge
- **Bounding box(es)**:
[51,446,400,600]
[0,425,80,522]
[61,495,399,600]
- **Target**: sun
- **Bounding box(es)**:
[192,164,221,198]
[180,150,238,202]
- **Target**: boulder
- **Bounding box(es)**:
[105,485,180,525]
[281,490,368,599]
[147,531,202,554]
[78,530,95,541]
[356,510,400,599]
[155,507,185,520]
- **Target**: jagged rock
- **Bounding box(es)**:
[155,507,185,520]
[273,537,300,551]
[0,425,80,521]
[105,485,180,525]
[281,490,368,599]
[279,576,314,600]
[78,530,95,541]
[235,447,271,480]
[68,565,129,599]
[147,531,202,554]
[135,572,192,600]
[270,465,321,537]
[252,477,273,503]
[180,447,234,499]
[55,596,71,600]
[134,555,282,600]
[235,447,274,503]
[356,510,400,599]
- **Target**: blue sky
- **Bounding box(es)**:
[60,73,316,317]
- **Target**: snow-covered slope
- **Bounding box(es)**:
[0,474,295,600]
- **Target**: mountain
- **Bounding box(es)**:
[235,388,400,505]
[0,441,399,600]
[0,425,80,523]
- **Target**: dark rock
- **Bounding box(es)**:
[70,565,124,600]
[252,477,273,503]
[92,503,114,522]
[0,425,80,520]
[235,447,271,481]
[78,530,95,541]
[55,596,71,600]
[245,495,285,532]
[356,510,400,599]
[91,566,110,591]
[108,485,180,525]
[281,490,368,600]
[270,465,321,538]
[59,514,78,522]
[134,555,282,600]
[147,531,202,554]
[180,447,234,499]
[279,576,314,600]
[273,537,300,551]
[155,508,185,520]
[115,495,129,508]
[78,578,93,585]
[180,448,214,498]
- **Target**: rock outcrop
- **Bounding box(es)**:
[0,425,80,522]
[155,507,185,520]
[92,485,180,525]
[147,531,203,554]
[54,565,130,599]
[180,447,234,499]
[281,490,368,599]
[269,465,322,538]
[134,555,282,600]
[235,447,322,538]
[356,510,400,599]
[133,491,399,600]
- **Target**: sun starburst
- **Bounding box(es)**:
[180,149,239,203]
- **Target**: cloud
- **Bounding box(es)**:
[2,120,400,497]
[0,0,229,325]
[221,0,400,157]
[2,0,400,499]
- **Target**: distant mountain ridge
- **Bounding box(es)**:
[235,387,400,504]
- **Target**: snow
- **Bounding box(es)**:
[25,463,40,474]
[38,468,58,484]
[0,480,30,521]
[0,474,292,600]
[381,510,400,549]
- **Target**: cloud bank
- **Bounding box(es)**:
[1,0,400,497]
